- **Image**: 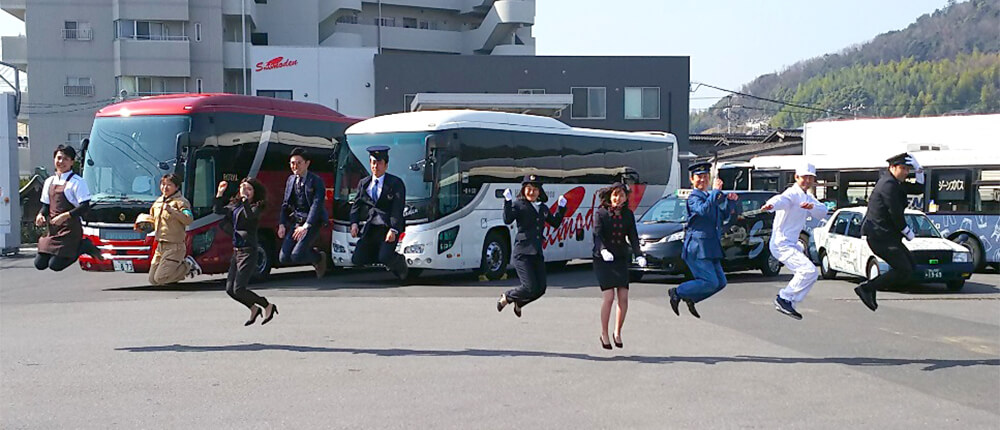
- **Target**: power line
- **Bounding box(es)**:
[691,81,844,117]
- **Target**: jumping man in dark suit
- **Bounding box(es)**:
[278,147,327,278]
[350,145,409,280]
[854,152,925,311]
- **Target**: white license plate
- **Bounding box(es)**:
[924,268,942,279]
[113,260,135,273]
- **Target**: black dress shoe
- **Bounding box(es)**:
[497,294,508,312]
[513,303,522,318]
[854,286,878,311]
[245,305,263,326]
[668,288,681,316]
[600,335,612,350]
[685,300,701,318]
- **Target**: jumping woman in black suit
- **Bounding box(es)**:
[592,183,644,349]
[215,178,277,326]
[496,174,567,317]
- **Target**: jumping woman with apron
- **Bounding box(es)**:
[35,145,103,271]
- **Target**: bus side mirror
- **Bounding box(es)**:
[79,138,91,169]
[423,135,437,183]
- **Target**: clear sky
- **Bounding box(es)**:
[1,0,954,101]
[535,0,954,110]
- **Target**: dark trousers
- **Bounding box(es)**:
[860,236,915,292]
[506,254,548,307]
[351,225,406,278]
[227,247,269,310]
[34,253,77,271]
[279,224,321,265]
[677,256,728,303]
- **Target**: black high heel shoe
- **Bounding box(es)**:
[245,305,263,326]
[600,334,612,350]
[261,303,279,325]
[613,334,623,348]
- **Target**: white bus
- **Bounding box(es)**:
[722,149,1000,271]
[330,110,681,279]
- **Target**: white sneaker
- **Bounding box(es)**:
[185,256,202,277]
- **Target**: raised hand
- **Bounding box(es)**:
[503,188,514,201]
[216,181,228,198]
[713,178,724,190]
[557,195,567,208]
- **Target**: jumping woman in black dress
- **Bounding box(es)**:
[496,174,567,318]
[215,178,278,326]
[593,183,644,349]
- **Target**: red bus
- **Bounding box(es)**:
[77,94,360,281]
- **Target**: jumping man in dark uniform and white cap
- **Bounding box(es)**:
[350,145,409,280]
[854,152,925,311]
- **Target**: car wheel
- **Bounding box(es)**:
[946,279,965,291]
[477,231,509,281]
[819,251,837,280]
[760,249,782,277]
[953,234,985,272]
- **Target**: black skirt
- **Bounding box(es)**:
[594,258,629,290]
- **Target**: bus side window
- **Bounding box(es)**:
[191,155,217,218]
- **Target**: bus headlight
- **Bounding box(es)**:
[660,231,684,243]
[403,243,425,254]
[191,228,216,256]
[954,251,971,263]
[438,226,460,254]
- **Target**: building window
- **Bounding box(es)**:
[403,94,416,112]
[571,87,606,119]
[624,87,660,119]
[115,20,187,40]
[64,21,92,40]
[403,17,417,28]
[376,17,395,27]
[257,90,292,100]
[419,20,430,29]
[518,89,545,95]
[194,23,201,42]
[67,132,90,147]
[64,77,94,96]
[117,76,187,97]
[196,78,203,93]
[336,15,358,24]
[251,32,268,45]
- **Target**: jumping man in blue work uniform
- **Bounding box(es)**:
[667,161,739,318]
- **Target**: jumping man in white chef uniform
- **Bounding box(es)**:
[760,163,829,320]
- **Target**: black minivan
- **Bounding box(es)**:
[628,190,781,281]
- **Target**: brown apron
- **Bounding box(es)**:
[37,173,83,258]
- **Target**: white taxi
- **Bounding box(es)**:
[812,207,974,291]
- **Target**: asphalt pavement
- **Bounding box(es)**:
[2,253,998,429]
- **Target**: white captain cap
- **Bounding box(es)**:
[796,163,816,177]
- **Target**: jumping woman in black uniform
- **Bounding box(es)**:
[592,183,645,349]
[215,178,278,326]
[496,175,567,318]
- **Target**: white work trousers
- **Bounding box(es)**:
[772,243,818,303]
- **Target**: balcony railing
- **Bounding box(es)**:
[63,28,93,40]
[116,34,189,41]
[64,85,95,96]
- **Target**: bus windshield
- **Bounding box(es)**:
[345,132,433,200]
[640,196,687,223]
[84,115,190,203]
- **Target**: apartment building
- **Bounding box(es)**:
[0,0,535,174]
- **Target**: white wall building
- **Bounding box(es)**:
[1,0,535,174]
[803,114,1000,156]
[250,46,377,118]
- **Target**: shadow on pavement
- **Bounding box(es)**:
[116,343,1000,371]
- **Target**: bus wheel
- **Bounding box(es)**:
[478,231,509,281]
[953,234,985,272]
[251,237,275,283]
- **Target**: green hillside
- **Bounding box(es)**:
[690,0,1000,133]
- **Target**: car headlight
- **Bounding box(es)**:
[954,251,971,263]
[331,241,347,254]
[403,243,426,254]
[660,231,685,243]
